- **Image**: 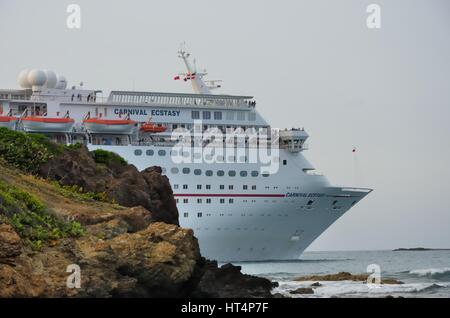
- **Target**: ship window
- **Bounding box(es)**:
[307,200,314,206]
[239,156,247,163]
[228,170,236,177]
[205,170,213,176]
[194,169,202,175]
[197,212,202,218]
[220,199,225,204]
[206,185,211,190]
[146,149,154,156]
[174,184,179,189]
[134,149,142,156]
[248,113,256,121]
[262,173,270,177]
[197,198,202,203]
[229,199,234,203]
[202,111,211,120]
[217,170,225,177]
[158,150,166,156]
[170,150,178,156]
[197,185,202,190]
[226,112,234,120]
[283,160,287,165]
[192,111,200,119]
[229,185,234,190]
[237,112,245,121]
[251,171,259,177]
[240,171,248,177]
[252,185,257,190]
[220,185,225,190]
[243,185,248,190]
[183,199,188,203]
[206,198,211,204]
[183,184,188,189]
[182,168,190,174]
[171,167,179,174]
[184,213,189,218]
[214,111,222,120]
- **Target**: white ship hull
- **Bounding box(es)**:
[89,144,371,261]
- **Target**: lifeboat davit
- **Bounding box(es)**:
[0,116,18,130]
[21,116,75,133]
[83,118,136,134]
[140,122,167,133]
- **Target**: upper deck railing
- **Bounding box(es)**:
[107,91,256,109]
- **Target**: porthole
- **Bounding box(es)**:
[146,149,154,156]
[158,150,166,156]
[251,171,259,177]
[134,149,142,156]
[205,170,213,176]
[171,167,179,174]
[240,171,248,177]
[228,170,236,177]
[182,168,190,174]
[217,170,225,177]
[194,169,202,175]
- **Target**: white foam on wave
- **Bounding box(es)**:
[409,267,450,277]
[273,280,450,298]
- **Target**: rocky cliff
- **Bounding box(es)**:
[0,128,276,297]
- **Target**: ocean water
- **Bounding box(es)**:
[234,250,450,298]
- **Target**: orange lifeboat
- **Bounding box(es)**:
[22,116,75,133]
[140,122,167,133]
[83,118,136,134]
[0,116,18,130]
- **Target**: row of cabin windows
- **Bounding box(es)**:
[175,184,257,190]
[133,149,278,166]
[191,111,256,121]
[170,168,269,177]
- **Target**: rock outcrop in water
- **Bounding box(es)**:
[294,272,403,285]
[0,129,276,297]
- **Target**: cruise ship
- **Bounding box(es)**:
[0,50,372,261]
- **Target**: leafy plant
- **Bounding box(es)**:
[92,149,128,166]
[0,180,84,250]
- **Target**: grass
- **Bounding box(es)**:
[0,180,84,250]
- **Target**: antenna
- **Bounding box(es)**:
[176,44,222,95]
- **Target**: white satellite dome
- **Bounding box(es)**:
[18,69,32,88]
[55,75,67,89]
[43,70,57,88]
[27,69,47,87]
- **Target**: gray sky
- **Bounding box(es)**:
[1,0,449,251]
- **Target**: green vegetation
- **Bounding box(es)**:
[0,127,64,174]
[92,149,128,166]
[50,181,113,203]
[0,180,84,250]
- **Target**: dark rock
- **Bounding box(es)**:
[189,259,277,298]
[311,282,322,287]
[290,287,314,295]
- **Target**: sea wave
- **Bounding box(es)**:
[409,267,450,280]
[273,280,450,298]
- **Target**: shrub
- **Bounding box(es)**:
[92,149,127,166]
[0,127,63,174]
